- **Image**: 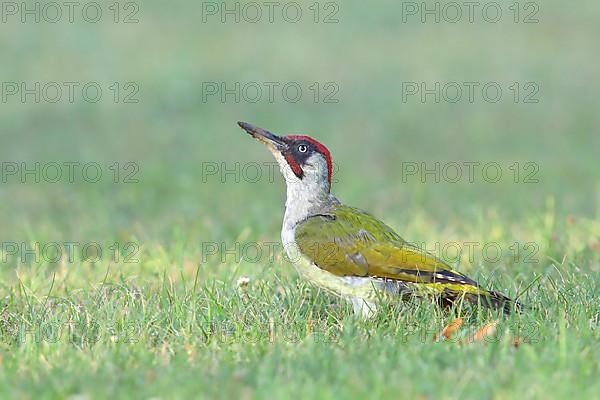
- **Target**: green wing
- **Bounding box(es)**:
[294,205,480,289]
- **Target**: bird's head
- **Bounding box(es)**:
[238,121,333,193]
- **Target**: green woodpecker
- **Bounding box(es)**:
[238,121,517,317]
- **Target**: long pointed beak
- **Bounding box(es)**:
[237,121,287,151]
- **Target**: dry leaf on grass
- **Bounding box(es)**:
[269,318,275,343]
[512,337,524,348]
[434,318,464,342]
[306,318,314,337]
[468,321,498,343]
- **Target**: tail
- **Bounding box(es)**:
[481,289,523,314]
[440,286,524,314]
[421,268,524,313]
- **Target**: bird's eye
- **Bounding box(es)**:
[298,145,308,153]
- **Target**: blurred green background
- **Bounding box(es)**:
[1,1,600,398]
[0,0,599,276]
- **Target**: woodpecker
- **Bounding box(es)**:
[238,121,518,317]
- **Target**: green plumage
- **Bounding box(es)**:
[236,121,516,313]
[295,205,514,311]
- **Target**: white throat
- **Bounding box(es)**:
[283,179,337,228]
[278,157,339,254]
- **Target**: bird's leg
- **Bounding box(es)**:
[351,297,377,319]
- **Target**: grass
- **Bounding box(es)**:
[0,208,599,399]
[1,0,600,398]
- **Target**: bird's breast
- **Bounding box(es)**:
[280,223,380,300]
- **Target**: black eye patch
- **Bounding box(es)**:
[290,141,313,165]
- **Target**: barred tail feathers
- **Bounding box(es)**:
[421,281,521,313]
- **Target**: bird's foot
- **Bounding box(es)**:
[351,297,377,319]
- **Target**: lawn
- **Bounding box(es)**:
[1,1,599,399]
